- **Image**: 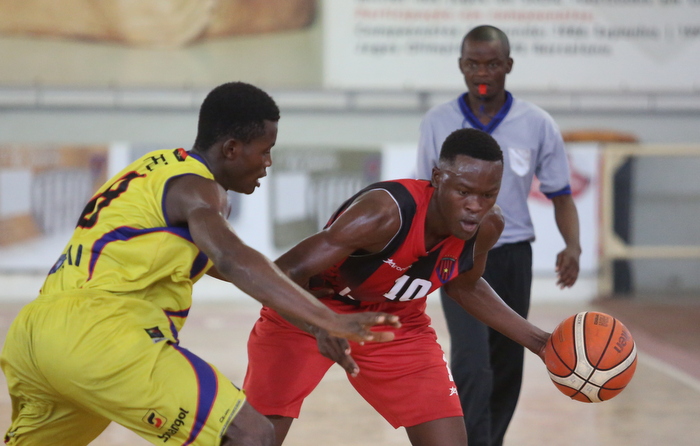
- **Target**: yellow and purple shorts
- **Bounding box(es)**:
[0,291,245,445]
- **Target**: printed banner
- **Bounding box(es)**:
[323,0,700,91]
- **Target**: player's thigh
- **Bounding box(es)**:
[2,398,110,446]
[30,296,246,445]
[2,351,110,445]
[405,416,468,446]
[95,341,247,445]
[349,327,462,428]
[0,301,112,445]
[244,308,334,417]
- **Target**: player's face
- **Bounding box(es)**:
[432,155,503,240]
[459,39,512,100]
[225,120,278,194]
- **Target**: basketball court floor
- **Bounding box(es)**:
[1,295,699,446]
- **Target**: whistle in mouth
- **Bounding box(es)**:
[478,84,487,96]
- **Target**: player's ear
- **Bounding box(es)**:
[221,138,240,160]
[431,166,442,188]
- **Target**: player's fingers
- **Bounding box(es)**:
[363,330,396,343]
[318,335,347,357]
[364,312,401,328]
[319,337,359,375]
[337,354,360,376]
[327,337,347,355]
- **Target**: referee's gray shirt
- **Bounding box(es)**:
[416,92,571,248]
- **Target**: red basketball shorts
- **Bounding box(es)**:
[243,297,462,428]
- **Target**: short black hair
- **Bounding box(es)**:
[462,25,510,57]
[194,82,280,150]
[439,128,503,164]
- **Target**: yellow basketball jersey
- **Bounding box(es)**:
[41,148,215,327]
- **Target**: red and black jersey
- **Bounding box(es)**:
[317,179,477,303]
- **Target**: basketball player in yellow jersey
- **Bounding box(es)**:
[0,82,400,446]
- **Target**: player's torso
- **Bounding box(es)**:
[41,148,214,316]
[320,180,477,303]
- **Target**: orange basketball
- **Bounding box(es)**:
[544,311,637,403]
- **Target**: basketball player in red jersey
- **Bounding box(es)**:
[243,128,552,446]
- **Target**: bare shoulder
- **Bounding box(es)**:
[165,174,228,226]
[346,189,401,221]
[326,189,401,252]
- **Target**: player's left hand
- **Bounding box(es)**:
[555,245,580,289]
[314,329,360,377]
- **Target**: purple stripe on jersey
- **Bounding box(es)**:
[88,226,195,280]
[165,308,190,340]
[173,345,219,446]
[166,311,180,341]
[165,308,190,319]
[190,251,209,279]
[186,151,212,172]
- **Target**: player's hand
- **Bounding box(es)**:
[314,330,360,377]
[326,312,401,344]
[555,245,581,289]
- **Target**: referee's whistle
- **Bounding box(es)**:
[478,84,487,96]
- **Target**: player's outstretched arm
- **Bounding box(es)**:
[165,175,399,342]
[444,209,549,360]
[446,275,549,361]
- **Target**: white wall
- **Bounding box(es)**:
[1,100,699,301]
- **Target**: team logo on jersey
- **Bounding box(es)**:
[383,258,411,272]
[143,409,167,429]
[173,148,188,161]
[436,257,456,284]
[145,327,167,343]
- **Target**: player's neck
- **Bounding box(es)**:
[424,203,450,252]
[190,148,214,172]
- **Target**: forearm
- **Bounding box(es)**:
[450,279,549,355]
[215,243,338,331]
[552,194,581,251]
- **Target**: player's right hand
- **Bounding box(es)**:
[326,312,400,344]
